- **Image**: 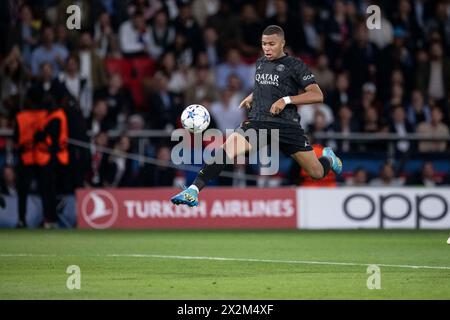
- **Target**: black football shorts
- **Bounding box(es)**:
[236,120,313,155]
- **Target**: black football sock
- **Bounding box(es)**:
[192,149,234,191]
[319,156,332,178]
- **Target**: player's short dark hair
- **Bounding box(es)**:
[262,25,285,38]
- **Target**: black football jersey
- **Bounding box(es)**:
[249,54,316,125]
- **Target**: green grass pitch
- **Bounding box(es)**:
[0,229,449,299]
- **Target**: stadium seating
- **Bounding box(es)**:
[105,57,156,110]
[104,58,133,84]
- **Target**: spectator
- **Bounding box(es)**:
[311,53,335,96]
[57,54,92,119]
[88,99,112,137]
[406,89,431,127]
[416,107,449,152]
[331,105,360,153]
[157,51,188,94]
[126,113,152,175]
[354,82,383,120]
[147,71,182,130]
[0,114,12,162]
[0,1,15,57]
[15,4,39,67]
[384,83,406,118]
[61,90,91,193]
[369,162,405,186]
[323,0,353,69]
[31,25,69,76]
[295,3,322,57]
[93,11,119,58]
[173,2,203,58]
[406,161,443,187]
[127,114,146,132]
[138,145,176,187]
[0,164,17,196]
[202,26,220,67]
[103,135,133,187]
[78,31,108,91]
[390,0,423,47]
[94,73,135,130]
[215,48,254,92]
[266,0,298,53]
[326,71,351,113]
[238,4,263,59]
[307,109,331,138]
[169,33,194,69]
[88,130,109,187]
[388,105,414,154]
[90,0,130,31]
[118,10,154,58]
[345,167,369,186]
[30,62,61,107]
[127,0,157,22]
[184,65,218,105]
[343,20,379,100]
[361,106,388,152]
[206,2,241,50]
[210,88,245,135]
[390,68,409,97]
[192,51,213,72]
[379,27,414,101]
[412,0,431,31]
[55,23,74,52]
[416,41,450,106]
[227,74,245,105]
[148,9,176,59]
[191,0,220,27]
[362,106,386,134]
[299,102,334,133]
[425,0,450,50]
[1,46,28,116]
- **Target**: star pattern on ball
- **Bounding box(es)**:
[187,111,196,119]
[202,112,209,122]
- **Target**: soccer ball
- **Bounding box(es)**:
[181,104,210,133]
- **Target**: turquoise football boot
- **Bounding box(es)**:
[322,147,343,175]
[170,187,199,207]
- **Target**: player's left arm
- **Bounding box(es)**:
[270,59,323,115]
[270,84,323,115]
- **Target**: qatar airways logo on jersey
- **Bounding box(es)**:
[255,73,279,86]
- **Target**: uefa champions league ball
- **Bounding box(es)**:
[181,104,211,133]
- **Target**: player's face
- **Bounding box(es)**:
[261,34,285,60]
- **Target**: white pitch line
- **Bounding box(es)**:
[0,253,58,257]
[106,254,450,270]
[1,253,449,270]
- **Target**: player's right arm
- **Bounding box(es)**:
[239,93,253,109]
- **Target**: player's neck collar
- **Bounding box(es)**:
[269,52,288,62]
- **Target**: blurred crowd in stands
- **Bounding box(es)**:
[0,0,450,192]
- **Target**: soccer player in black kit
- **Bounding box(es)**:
[171,25,342,206]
